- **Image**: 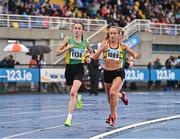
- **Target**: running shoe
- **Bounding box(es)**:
[121,91,128,105]
[109,114,117,127]
[64,117,71,126]
[105,114,117,126]
[76,94,83,110]
[105,115,111,124]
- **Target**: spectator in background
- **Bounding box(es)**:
[0,55,16,92]
[147,61,153,90]
[0,56,9,93]
[0,56,10,92]
[7,55,16,92]
[87,54,101,95]
[29,55,38,68]
[165,56,173,69]
[165,55,176,91]
[2,0,177,26]
[29,55,38,91]
[8,55,15,68]
[42,0,54,9]
[175,56,180,88]
[76,0,83,9]
[39,54,46,68]
[153,57,162,90]
[2,1,8,14]
[175,56,180,69]
[165,56,172,91]
[8,0,16,14]
[39,54,47,92]
[0,56,9,68]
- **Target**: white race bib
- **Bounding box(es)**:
[107,49,120,60]
[70,48,84,60]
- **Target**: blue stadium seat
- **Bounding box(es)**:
[19,22,28,28]
[53,4,60,9]
[35,3,41,9]
[40,0,45,5]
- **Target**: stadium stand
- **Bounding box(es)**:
[0,0,179,26]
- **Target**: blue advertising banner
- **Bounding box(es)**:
[151,69,180,81]
[123,34,141,49]
[0,68,179,82]
[0,68,39,82]
[125,69,149,81]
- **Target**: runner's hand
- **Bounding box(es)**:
[62,38,68,46]
[135,53,141,59]
[100,41,108,51]
[66,44,74,50]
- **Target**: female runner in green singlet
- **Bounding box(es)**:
[56,23,93,126]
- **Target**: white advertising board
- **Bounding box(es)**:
[41,68,65,82]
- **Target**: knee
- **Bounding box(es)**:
[109,88,117,97]
[70,91,76,97]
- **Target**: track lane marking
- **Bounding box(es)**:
[90,115,180,139]
[2,120,93,139]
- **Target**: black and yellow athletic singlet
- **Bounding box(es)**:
[103,43,124,60]
[65,37,87,64]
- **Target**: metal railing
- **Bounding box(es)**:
[124,19,180,39]
[0,14,107,31]
[1,14,179,37]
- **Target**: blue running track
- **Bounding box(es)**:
[0,92,180,138]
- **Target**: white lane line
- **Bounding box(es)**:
[1,103,94,111]
[0,109,63,116]
[89,115,180,139]
[0,101,178,124]
[2,120,92,139]
[0,105,177,126]
[0,108,175,125]
[0,114,67,125]
[0,106,163,119]
[0,101,176,115]
[0,104,65,111]
[0,95,156,103]
[0,96,67,102]
[131,122,166,132]
[0,104,94,116]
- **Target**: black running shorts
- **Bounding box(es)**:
[104,68,125,83]
[65,63,84,86]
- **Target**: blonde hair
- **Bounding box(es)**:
[105,26,125,40]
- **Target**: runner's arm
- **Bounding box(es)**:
[123,44,141,59]
[56,37,68,56]
[94,41,108,60]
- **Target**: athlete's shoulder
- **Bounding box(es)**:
[120,42,129,49]
[66,37,74,44]
[82,37,88,43]
[66,37,72,41]
[120,42,127,46]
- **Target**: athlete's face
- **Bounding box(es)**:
[73,24,83,37]
[108,28,119,42]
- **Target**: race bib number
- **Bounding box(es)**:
[70,48,84,60]
[107,49,120,60]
